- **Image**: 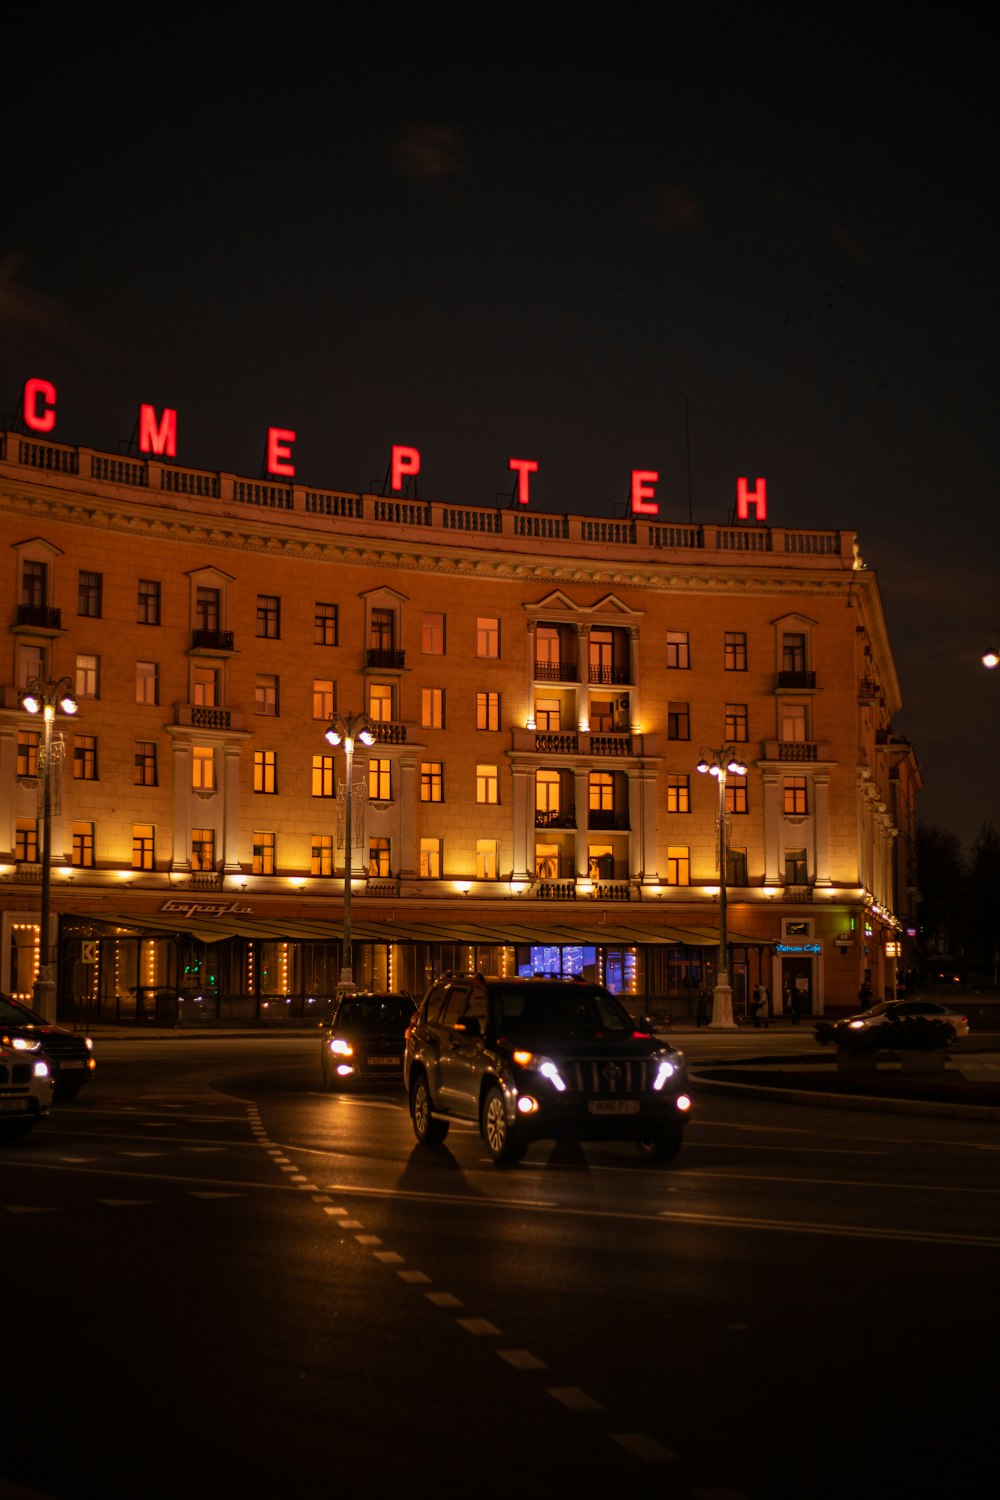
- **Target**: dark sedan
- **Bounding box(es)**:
[0,994,96,1099]
[320,992,415,1090]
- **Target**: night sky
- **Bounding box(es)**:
[2,28,996,847]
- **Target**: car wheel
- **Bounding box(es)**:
[636,1122,684,1164]
[482,1086,525,1165]
[410,1074,448,1144]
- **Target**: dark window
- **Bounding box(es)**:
[257,596,281,639]
[78,570,103,618]
[138,579,161,625]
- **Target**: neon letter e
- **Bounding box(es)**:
[736,477,767,521]
[630,469,659,517]
[267,427,296,478]
[24,378,57,433]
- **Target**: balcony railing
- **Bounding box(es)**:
[535,731,579,754]
[784,885,811,902]
[16,603,62,629]
[535,809,576,829]
[589,733,632,756]
[776,670,816,689]
[370,721,407,744]
[537,881,577,900]
[588,811,629,831]
[366,648,406,669]
[588,665,630,685]
[762,739,827,761]
[534,660,574,682]
[191,629,235,652]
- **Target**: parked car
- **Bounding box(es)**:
[0,1041,54,1140]
[0,994,96,1098]
[320,991,416,1089]
[842,998,970,1040]
[404,973,692,1165]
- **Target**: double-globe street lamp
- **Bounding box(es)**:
[22,676,79,1021]
[696,744,747,1030]
[324,711,375,994]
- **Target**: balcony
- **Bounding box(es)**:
[593,880,631,901]
[589,732,632,757]
[534,730,579,754]
[784,886,812,903]
[588,811,630,831]
[175,704,243,731]
[370,721,407,744]
[588,665,631,685]
[537,881,577,900]
[776,670,816,689]
[191,629,235,653]
[763,740,829,762]
[534,660,575,682]
[14,603,62,631]
[366,648,406,669]
[513,728,654,757]
[535,809,577,829]
[858,677,880,701]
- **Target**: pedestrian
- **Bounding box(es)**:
[695,992,709,1027]
[751,983,768,1028]
[789,986,801,1024]
[858,980,873,1008]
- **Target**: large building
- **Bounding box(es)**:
[0,427,920,1024]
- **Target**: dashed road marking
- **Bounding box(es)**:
[373,1251,405,1264]
[498,1349,547,1370]
[426,1292,463,1308]
[356,1234,382,1246]
[609,1433,677,1463]
[398,1270,431,1284]
[547,1387,603,1412]
[338,1219,363,1229]
[457,1318,501,1337]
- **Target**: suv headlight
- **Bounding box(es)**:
[2,1034,40,1053]
[652,1059,676,1091]
[33,1059,51,1079]
[512,1052,568,1093]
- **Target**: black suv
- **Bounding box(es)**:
[404,973,691,1165]
[0,993,95,1100]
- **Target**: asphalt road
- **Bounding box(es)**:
[4,1037,998,1499]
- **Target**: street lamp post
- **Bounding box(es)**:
[696,745,747,1030]
[324,711,375,995]
[23,676,79,1022]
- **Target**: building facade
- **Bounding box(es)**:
[0,429,920,1023]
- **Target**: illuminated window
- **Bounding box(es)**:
[315,603,338,646]
[136,661,159,705]
[535,844,560,879]
[422,687,444,728]
[73,735,98,781]
[368,758,391,800]
[666,773,690,813]
[589,628,613,682]
[134,741,157,786]
[16,819,38,862]
[368,837,391,877]
[784,848,808,884]
[420,838,442,878]
[253,750,277,794]
[477,691,500,730]
[138,578,161,625]
[256,595,280,639]
[76,654,99,699]
[477,617,500,658]
[536,769,561,817]
[477,764,499,804]
[18,644,44,690]
[421,763,443,802]
[725,703,748,742]
[191,829,215,871]
[78,570,102,618]
[422,612,445,654]
[253,831,276,875]
[313,680,336,720]
[666,631,689,669]
[590,698,614,732]
[16,731,39,778]
[781,703,807,742]
[312,755,335,798]
[132,824,155,871]
[476,839,499,879]
[72,821,95,868]
[588,846,614,881]
[534,697,559,730]
[369,683,393,722]
[667,702,689,740]
[666,846,690,886]
[724,632,747,671]
[193,666,217,707]
[589,772,613,811]
[311,835,334,876]
[192,746,215,790]
[725,776,748,813]
[535,626,560,669]
[255,675,278,716]
[783,776,808,815]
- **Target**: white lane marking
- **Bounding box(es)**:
[3,1206,58,1214]
[398,1270,431,1284]
[323,1207,346,1216]
[457,1318,500,1337]
[498,1349,547,1370]
[426,1292,463,1308]
[610,1432,678,1463]
[313,1195,332,1204]
[289,1175,308,1183]
[547,1387,603,1412]
[373,1251,405,1264]
[356,1234,382,1246]
[298,1183,319,1192]
[338,1219,363,1229]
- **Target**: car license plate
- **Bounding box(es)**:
[587,1099,639,1115]
[0,1098,29,1113]
[60,1060,85,1070]
[369,1056,401,1066]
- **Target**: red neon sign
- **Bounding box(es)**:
[138,404,178,458]
[267,427,296,478]
[508,457,539,505]
[630,469,659,516]
[391,444,420,492]
[23,378,57,433]
[736,477,767,521]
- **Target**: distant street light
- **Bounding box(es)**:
[983,634,999,669]
[22,676,79,1021]
[696,744,747,1030]
[324,711,375,994]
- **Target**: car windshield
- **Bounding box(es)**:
[335,997,413,1030]
[490,983,633,1035]
[0,994,42,1026]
